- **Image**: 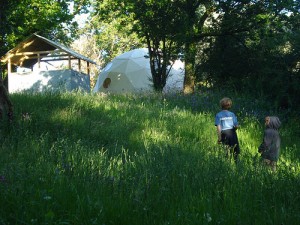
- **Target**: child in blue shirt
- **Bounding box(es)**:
[215,97,240,162]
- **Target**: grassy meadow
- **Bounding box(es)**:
[0,90,299,225]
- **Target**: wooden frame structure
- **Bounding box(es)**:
[1,33,96,75]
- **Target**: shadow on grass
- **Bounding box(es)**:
[0,92,299,225]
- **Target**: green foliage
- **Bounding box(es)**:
[196,0,300,110]
[79,0,145,73]
[82,0,300,100]
[0,0,90,57]
[2,0,300,101]
[92,0,193,91]
[0,91,299,224]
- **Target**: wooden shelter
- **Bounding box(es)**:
[1,33,96,75]
[0,34,97,93]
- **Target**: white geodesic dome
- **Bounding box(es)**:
[93,48,184,93]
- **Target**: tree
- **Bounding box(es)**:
[86,0,145,83]
[197,0,300,108]
[179,0,214,93]
[0,0,90,57]
[0,0,21,57]
[0,0,90,79]
[92,0,300,95]
[132,0,186,92]
[96,0,190,91]
[71,34,101,88]
[92,0,257,93]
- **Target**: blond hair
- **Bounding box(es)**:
[220,97,232,110]
[265,116,270,125]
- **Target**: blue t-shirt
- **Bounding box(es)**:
[215,110,238,131]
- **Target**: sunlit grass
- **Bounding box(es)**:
[0,91,299,224]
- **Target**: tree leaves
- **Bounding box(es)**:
[0,0,90,57]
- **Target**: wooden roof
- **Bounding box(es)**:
[1,33,96,68]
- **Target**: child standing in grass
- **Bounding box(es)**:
[215,97,240,162]
[258,116,281,171]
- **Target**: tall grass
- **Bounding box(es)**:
[0,90,299,225]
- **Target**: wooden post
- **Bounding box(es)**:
[78,59,81,73]
[7,59,11,74]
[68,55,71,69]
[37,53,41,69]
[87,62,90,75]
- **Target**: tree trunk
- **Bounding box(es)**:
[183,42,196,94]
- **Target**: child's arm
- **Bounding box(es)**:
[258,142,265,153]
[233,114,239,130]
[258,130,272,153]
[216,125,222,143]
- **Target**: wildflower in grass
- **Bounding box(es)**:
[0,175,6,183]
[43,195,52,200]
[30,219,38,224]
[22,112,31,121]
[55,168,60,175]
[204,212,212,223]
